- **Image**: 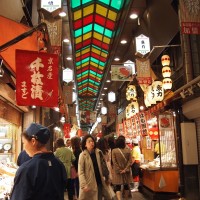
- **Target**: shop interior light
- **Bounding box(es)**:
[59,12,66,17]
[108,91,116,102]
[63,38,70,43]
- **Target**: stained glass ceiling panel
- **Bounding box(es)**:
[69,0,127,111]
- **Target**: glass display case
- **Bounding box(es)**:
[0,119,16,163]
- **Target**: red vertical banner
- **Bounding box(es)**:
[124,118,133,138]
[63,123,71,138]
[16,50,59,107]
[131,116,138,137]
[117,123,124,136]
[138,112,148,136]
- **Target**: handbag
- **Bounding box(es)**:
[70,165,77,179]
[118,148,130,173]
[99,151,109,180]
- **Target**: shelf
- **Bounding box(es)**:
[0,153,12,155]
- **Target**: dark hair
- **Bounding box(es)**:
[71,136,81,151]
[115,135,126,149]
[97,138,108,155]
[22,132,44,148]
[81,134,96,150]
[55,138,65,148]
[107,136,115,150]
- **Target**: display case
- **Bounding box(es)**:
[0,120,16,163]
[140,112,179,194]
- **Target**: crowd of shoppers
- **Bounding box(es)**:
[13,123,142,200]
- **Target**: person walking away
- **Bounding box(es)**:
[131,138,141,192]
[10,123,67,200]
[71,136,82,199]
[111,135,133,200]
[54,137,76,200]
[78,134,112,200]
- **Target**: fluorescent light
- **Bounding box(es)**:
[130,13,138,19]
[121,40,127,44]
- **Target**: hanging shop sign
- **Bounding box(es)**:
[126,85,137,101]
[80,111,96,124]
[41,0,62,13]
[63,85,73,104]
[111,65,133,81]
[16,50,59,107]
[124,60,135,75]
[158,114,173,130]
[63,123,71,138]
[123,119,132,138]
[135,34,150,56]
[136,58,152,85]
[138,112,148,136]
[131,116,138,137]
[179,0,200,35]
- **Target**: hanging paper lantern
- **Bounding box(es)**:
[108,91,116,102]
[161,55,170,66]
[162,66,171,78]
[147,85,156,105]
[163,78,172,90]
[126,105,131,119]
[144,92,151,107]
[101,106,107,115]
[126,85,137,101]
[128,101,139,117]
[152,81,164,101]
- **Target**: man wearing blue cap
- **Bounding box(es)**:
[10,123,67,200]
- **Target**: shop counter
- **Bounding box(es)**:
[141,168,179,193]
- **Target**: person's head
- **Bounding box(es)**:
[115,135,126,149]
[107,136,115,150]
[22,123,50,157]
[66,139,71,147]
[132,138,139,146]
[71,136,81,151]
[55,138,65,148]
[97,138,108,154]
[81,134,96,152]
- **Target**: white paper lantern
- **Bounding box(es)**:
[144,93,151,107]
[163,78,172,90]
[162,66,171,78]
[101,106,107,115]
[147,85,156,105]
[161,55,170,66]
[152,81,164,101]
[129,101,139,117]
[108,91,116,102]
[126,105,131,119]
[126,85,137,101]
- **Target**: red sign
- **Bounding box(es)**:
[63,123,71,138]
[16,50,59,107]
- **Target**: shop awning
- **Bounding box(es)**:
[0,16,42,74]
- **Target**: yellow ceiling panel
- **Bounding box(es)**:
[96,4,107,17]
[108,10,117,21]
[75,36,82,44]
[83,32,92,40]
[102,36,111,44]
[93,32,103,41]
[74,9,82,21]
[83,5,94,17]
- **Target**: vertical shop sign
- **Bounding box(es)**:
[138,112,148,136]
[124,118,133,138]
[136,58,152,85]
[180,0,200,34]
[131,116,138,137]
[134,114,141,136]
[80,111,97,124]
[16,50,59,107]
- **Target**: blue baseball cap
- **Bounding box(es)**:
[26,123,50,144]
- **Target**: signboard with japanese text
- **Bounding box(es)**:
[131,116,138,137]
[16,50,59,107]
[41,0,62,13]
[80,110,97,125]
[124,119,133,138]
[117,123,124,136]
[138,112,148,136]
[136,58,152,85]
[135,34,150,56]
[180,0,200,35]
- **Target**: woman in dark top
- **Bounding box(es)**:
[71,136,82,198]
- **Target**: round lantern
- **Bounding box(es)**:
[129,101,139,117]
[144,93,151,107]
[162,66,171,78]
[163,78,172,90]
[126,85,137,101]
[152,81,164,101]
[161,55,170,66]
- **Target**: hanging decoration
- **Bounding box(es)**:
[126,85,137,100]
[152,81,164,102]
[161,54,172,90]
[108,91,116,102]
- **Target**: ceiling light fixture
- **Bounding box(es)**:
[66,57,72,60]
[114,57,120,61]
[121,40,127,44]
[106,80,111,82]
[130,13,138,19]
[59,12,66,17]
[63,38,70,43]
